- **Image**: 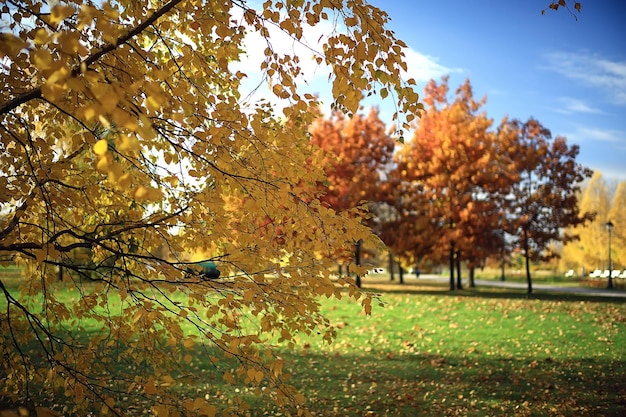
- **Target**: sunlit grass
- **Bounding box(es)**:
[184,279,626,416]
[2,276,625,416]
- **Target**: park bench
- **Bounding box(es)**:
[589,269,602,278]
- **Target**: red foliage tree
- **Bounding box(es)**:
[500,117,594,293]
[391,77,509,290]
[309,108,396,283]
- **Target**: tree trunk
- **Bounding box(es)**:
[399,266,404,284]
[455,250,463,290]
[388,252,394,281]
[469,266,475,288]
[524,228,533,294]
[449,242,455,291]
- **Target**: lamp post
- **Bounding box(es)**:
[606,220,614,289]
[499,229,506,282]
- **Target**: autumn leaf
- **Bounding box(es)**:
[93,139,108,156]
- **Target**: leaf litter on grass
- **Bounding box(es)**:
[12,281,624,416]
[272,287,626,416]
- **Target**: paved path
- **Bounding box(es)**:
[415,274,626,298]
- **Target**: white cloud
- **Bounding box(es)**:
[566,125,624,143]
[554,97,602,114]
[401,48,459,82]
[543,51,626,105]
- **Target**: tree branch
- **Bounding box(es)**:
[0,0,184,116]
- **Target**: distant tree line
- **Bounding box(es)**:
[310,77,594,294]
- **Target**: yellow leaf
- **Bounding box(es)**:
[117,134,140,152]
[126,382,136,394]
[161,374,175,386]
[345,16,358,27]
[94,139,108,156]
[117,172,131,188]
[35,248,46,264]
[216,25,231,38]
[107,163,125,185]
[146,95,161,112]
[144,380,157,395]
[32,29,49,46]
[0,33,28,59]
[31,49,53,70]
[254,369,264,383]
[46,66,70,85]
[98,91,119,111]
[134,185,148,199]
[152,404,169,417]
[183,337,194,349]
[34,407,59,417]
[105,397,115,408]
[75,383,84,404]
[96,155,110,173]
[182,399,195,412]
[98,114,111,129]
[223,371,235,385]
[202,404,217,417]
[49,4,76,27]
[83,105,97,121]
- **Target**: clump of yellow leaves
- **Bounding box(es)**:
[0,0,420,416]
[92,137,161,200]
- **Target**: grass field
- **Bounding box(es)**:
[231,278,626,416]
[1,274,625,416]
[294,281,626,416]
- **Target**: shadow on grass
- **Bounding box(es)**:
[275,348,626,417]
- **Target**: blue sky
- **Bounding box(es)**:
[365,0,626,180]
[237,1,626,180]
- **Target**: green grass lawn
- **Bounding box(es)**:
[2,276,625,416]
[177,278,626,416]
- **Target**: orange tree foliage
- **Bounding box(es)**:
[0,0,421,415]
[390,77,509,289]
[308,108,395,282]
[309,109,396,214]
[499,118,594,293]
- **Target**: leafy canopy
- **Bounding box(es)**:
[0,0,420,415]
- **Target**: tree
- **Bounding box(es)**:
[608,181,626,270]
[309,108,396,285]
[0,1,422,415]
[561,172,609,274]
[309,108,396,213]
[503,118,593,293]
[392,77,504,290]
